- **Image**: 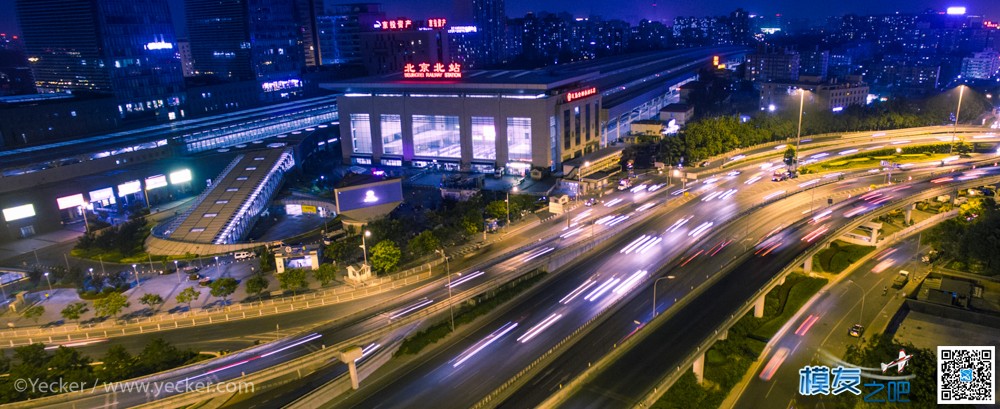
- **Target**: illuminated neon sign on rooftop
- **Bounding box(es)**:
[565,87,598,102]
[403,62,462,79]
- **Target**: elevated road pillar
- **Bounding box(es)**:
[905,203,916,224]
[754,295,766,318]
[339,346,364,389]
[693,351,705,384]
[803,255,813,274]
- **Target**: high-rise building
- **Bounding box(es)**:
[15,0,184,118]
[360,22,451,75]
[186,0,303,83]
[472,0,506,64]
[961,50,1000,79]
[177,40,196,77]
[295,0,322,68]
[800,50,830,80]
[745,50,800,82]
[315,3,385,65]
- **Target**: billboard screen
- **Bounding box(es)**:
[56,194,85,210]
[117,180,141,196]
[2,204,35,221]
[285,204,302,216]
[145,175,168,190]
[169,169,192,184]
[336,181,403,212]
[89,187,114,202]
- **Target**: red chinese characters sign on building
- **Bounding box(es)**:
[403,62,462,79]
[565,87,597,102]
[427,18,447,29]
[375,19,413,30]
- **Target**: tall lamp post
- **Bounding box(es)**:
[506,186,518,231]
[361,230,371,266]
[436,249,455,331]
[949,85,966,155]
[43,272,53,296]
[793,88,806,172]
[652,275,675,318]
[132,264,140,288]
[174,260,181,283]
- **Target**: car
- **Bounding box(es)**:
[849,323,865,337]
[584,198,598,206]
[198,277,212,287]
[233,251,253,261]
[699,161,711,167]
[726,170,742,177]
[188,273,201,281]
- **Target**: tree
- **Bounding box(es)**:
[21,305,45,324]
[245,273,269,297]
[60,302,89,324]
[139,293,164,309]
[370,240,401,274]
[325,236,361,264]
[209,277,239,303]
[136,338,192,374]
[277,268,308,294]
[313,263,337,286]
[783,146,796,166]
[485,200,508,220]
[94,292,130,320]
[175,287,200,311]
[97,345,136,381]
[407,230,440,258]
[47,346,94,385]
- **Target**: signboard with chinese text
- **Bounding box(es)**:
[565,87,597,102]
[403,62,463,79]
[427,18,447,28]
[374,19,413,30]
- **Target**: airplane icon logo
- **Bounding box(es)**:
[881,349,913,373]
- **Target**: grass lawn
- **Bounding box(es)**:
[752,275,828,339]
[801,152,950,173]
[811,240,876,273]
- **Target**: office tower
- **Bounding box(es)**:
[16,0,184,118]
[316,3,385,65]
[186,0,303,82]
[473,0,506,64]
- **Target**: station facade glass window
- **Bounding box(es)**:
[507,117,532,162]
[381,114,403,155]
[471,116,497,160]
[412,115,461,158]
[350,113,373,154]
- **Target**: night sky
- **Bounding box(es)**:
[1,0,999,37]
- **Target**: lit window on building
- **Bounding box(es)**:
[380,114,403,155]
[471,117,497,160]
[350,113,373,154]
[507,117,532,162]
[412,115,461,158]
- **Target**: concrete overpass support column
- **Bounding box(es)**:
[339,346,363,389]
[777,276,786,286]
[904,203,915,224]
[754,295,766,318]
[718,330,728,341]
[693,351,706,384]
[803,255,813,274]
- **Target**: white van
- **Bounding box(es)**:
[233,251,253,261]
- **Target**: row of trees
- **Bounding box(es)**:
[0,338,198,401]
[74,217,150,259]
[659,93,993,165]
[323,193,539,276]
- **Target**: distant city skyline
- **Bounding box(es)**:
[2,0,999,36]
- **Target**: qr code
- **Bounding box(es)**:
[938,346,995,405]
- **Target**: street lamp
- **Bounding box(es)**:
[132,264,140,288]
[652,275,675,318]
[174,260,181,283]
[793,88,806,172]
[215,256,220,275]
[506,186,519,231]
[361,230,371,266]
[88,267,93,278]
[847,279,865,325]
[949,85,966,155]
[43,272,53,296]
[436,249,455,332]
[578,161,590,201]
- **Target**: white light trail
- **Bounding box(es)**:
[584,277,620,302]
[516,313,563,343]
[447,270,486,288]
[389,299,435,319]
[453,322,519,367]
[613,270,648,294]
[763,190,786,201]
[560,279,597,304]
